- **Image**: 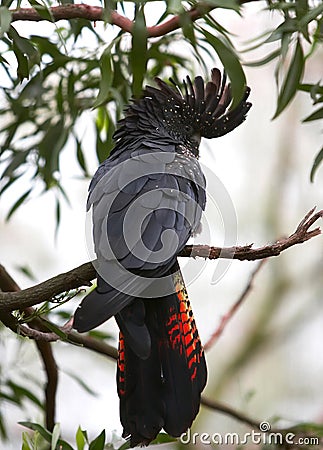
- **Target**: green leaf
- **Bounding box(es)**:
[8,26,40,80]
[203,0,240,13]
[310,146,323,182]
[273,38,304,119]
[42,320,67,340]
[119,433,176,450]
[89,430,105,450]
[95,108,115,162]
[9,26,40,63]
[244,49,281,67]
[299,82,323,97]
[55,196,61,238]
[200,27,246,107]
[7,381,43,408]
[13,43,29,80]
[0,6,12,37]
[166,0,183,15]
[22,431,34,450]
[38,119,68,188]
[92,48,113,108]
[265,18,298,43]
[6,189,32,220]
[19,422,52,443]
[88,329,113,340]
[76,138,89,176]
[303,106,323,122]
[130,5,148,97]
[1,150,29,178]
[28,0,54,22]
[64,369,98,396]
[76,426,87,450]
[179,11,196,48]
[149,432,177,445]
[299,3,323,27]
[19,422,74,450]
[287,421,323,437]
[15,264,36,281]
[51,423,61,450]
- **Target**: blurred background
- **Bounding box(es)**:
[0,1,323,448]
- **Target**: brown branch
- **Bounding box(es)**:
[0,261,94,312]
[201,396,262,429]
[0,208,321,313]
[0,266,58,432]
[19,319,118,361]
[10,1,258,37]
[204,259,267,351]
[182,208,323,260]
[18,317,118,361]
[36,341,57,430]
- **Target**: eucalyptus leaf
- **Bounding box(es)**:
[0,6,12,37]
[200,27,246,107]
[310,147,323,182]
[28,0,54,22]
[19,422,74,450]
[92,48,113,108]
[244,49,281,67]
[76,426,87,450]
[6,189,32,220]
[130,5,147,97]
[89,429,106,450]
[51,423,61,450]
[303,106,323,122]
[204,0,240,14]
[273,39,304,119]
[299,3,323,27]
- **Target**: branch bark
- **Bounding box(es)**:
[0,208,321,313]
[0,266,58,432]
[203,259,267,351]
[10,1,257,37]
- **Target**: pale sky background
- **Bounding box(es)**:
[0,1,323,449]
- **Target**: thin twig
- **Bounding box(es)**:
[10,0,257,37]
[204,259,267,351]
[182,208,323,260]
[0,208,321,313]
[201,396,263,429]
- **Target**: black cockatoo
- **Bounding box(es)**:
[73,68,251,446]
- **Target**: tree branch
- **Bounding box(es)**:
[19,322,119,361]
[0,208,321,313]
[0,261,94,312]
[204,259,267,351]
[181,207,323,260]
[10,1,257,37]
[0,267,58,432]
[1,265,321,440]
[201,396,263,429]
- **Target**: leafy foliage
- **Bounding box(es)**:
[19,423,176,450]
[0,0,321,222]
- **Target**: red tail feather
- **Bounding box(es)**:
[116,264,207,447]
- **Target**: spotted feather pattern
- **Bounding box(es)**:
[166,271,205,382]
